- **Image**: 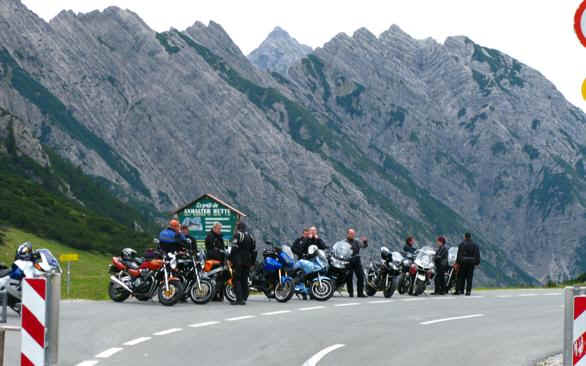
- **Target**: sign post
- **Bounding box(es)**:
[564,287,586,366]
[58,254,78,297]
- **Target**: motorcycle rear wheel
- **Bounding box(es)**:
[108,281,130,302]
[310,279,334,301]
[224,283,237,303]
[274,279,294,303]
[158,280,184,306]
[190,279,215,304]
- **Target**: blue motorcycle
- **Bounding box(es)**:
[292,246,335,301]
[249,242,295,303]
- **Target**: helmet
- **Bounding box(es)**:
[169,219,180,231]
[307,245,318,256]
[16,242,33,260]
[380,247,391,261]
[121,248,137,260]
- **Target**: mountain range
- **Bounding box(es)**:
[0,0,585,285]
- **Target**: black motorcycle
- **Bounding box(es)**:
[175,242,215,304]
[365,247,403,298]
[327,241,353,293]
[397,251,416,295]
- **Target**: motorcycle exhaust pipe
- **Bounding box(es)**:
[110,276,133,294]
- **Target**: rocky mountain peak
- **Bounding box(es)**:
[248,26,312,75]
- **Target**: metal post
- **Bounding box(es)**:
[0,325,20,366]
[45,273,61,366]
[66,261,71,297]
[564,287,574,366]
[0,291,6,324]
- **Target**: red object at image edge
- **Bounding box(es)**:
[575,0,586,47]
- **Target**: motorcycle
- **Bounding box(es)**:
[365,247,403,298]
[445,247,459,293]
[327,241,353,293]
[410,246,436,296]
[201,247,237,303]
[0,248,61,314]
[175,243,215,304]
[248,242,295,302]
[397,251,416,295]
[292,247,335,301]
[108,248,184,306]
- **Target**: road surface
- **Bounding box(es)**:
[3,289,563,365]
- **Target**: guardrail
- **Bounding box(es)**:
[0,324,20,366]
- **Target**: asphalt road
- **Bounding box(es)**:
[3,289,563,366]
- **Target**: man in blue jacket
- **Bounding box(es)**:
[159,219,185,254]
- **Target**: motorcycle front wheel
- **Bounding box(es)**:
[310,279,334,301]
[365,284,377,296]
[397,274,408,295]
[158,280,184,306]
[413,278,426,296]
[224,282,237,304]
[274,279,294,303]
[190,279,215,305]
[383,276,399,298]
[108,281,130,303]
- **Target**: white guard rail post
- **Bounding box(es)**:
[20,272,60,366]
[564,287,586,366]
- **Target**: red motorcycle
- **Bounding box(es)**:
[108,248,184,306]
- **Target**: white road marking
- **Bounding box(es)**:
[261,310,292,316]
[95,347,123,359]
[299,306,326,311]
[402,298,425,302]
[369,300,392,304]
[302,344,345,366]
[420,313,485,325]
[431,297,456,300]
[497,295,513,298]
[123,337,151,346]
[465,295,484,298]
[519,294,538,297]
[188,321,220,328]
[76,361,99,366]
[543,293,561,296]
[153,328,182,336]
[335,302,360,307]
[225,315,256,321]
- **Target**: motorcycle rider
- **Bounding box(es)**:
[344,229,368,298]
[181,225,197,248]
[230,222,256,305]
[304,226,328,254]
[433,236,448,295]
[455,233,480,296]
[292,228,310,258]
[205,222,226,301]
[403,236,417,256]
[158,219,185,254]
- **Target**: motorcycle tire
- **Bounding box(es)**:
[413,279,426,296]
[108,281,130,303]
[190,279,215,305]
[383,276,399,298]
[158,279,184,306]
[397,274,408,295]
[365,285,377,297]
[274,279,294,303]
[310,279,334,301]
[224,283,237,304]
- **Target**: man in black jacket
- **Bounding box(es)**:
[230,222,256,305]
[205,222,226,301]
[403,236,417,256]
[304,226,328,254]
[433,236,448,295]
[344,228,368,298]
[455,233,480,296]
[292,228,309,258]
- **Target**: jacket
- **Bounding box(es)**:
[305,237,327,252]
[434,245,448,269]
[158,228,185,253]
[456,239,480,266]
[292,237,307,258]
[403,244,417,256]
[205,231,225,261]
[347,238,368,257]
[230,231,256,267]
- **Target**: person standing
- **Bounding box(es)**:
[403,236,417,256]
[455,233,480,296]
[230,222,256,305]
[433,236,448,295]
[205,222,226,301]
[292,228,309,258]
[345,229,368,298]
[304,226,328,254]
[158,219,185,254]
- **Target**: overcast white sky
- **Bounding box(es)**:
[22,0,586,110]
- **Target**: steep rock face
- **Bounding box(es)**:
[0,1,584,284]
[248,27,312,76]
[286,25,586,282]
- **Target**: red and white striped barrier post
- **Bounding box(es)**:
[565,287,586,366]
[20,274,60,366]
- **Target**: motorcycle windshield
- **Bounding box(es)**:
[448,247,458,266]
[36,249,62,273]
[391,251,404,263]
[415,246,435,268]
[332,241,352,260]
[280,245,295,267]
